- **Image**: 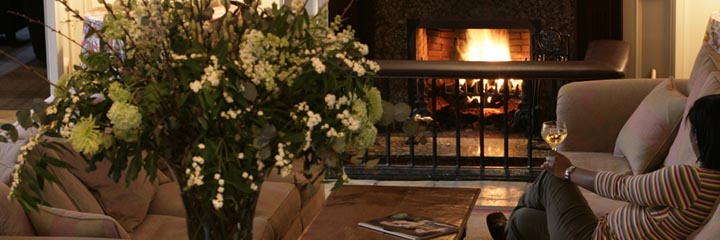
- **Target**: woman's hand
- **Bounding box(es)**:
[541,150,573,179]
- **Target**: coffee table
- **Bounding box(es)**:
[300,185,480,240]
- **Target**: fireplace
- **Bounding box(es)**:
[409,19,536,127]
[327,0,624,181]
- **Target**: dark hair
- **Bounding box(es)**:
[688,94,720,171]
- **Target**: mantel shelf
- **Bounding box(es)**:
[375,60,625,80]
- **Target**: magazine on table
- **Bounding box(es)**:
[357,212,458,240]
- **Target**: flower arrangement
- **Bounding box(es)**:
[1,0,381,238]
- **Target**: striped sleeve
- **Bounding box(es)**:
[594,165,700,209]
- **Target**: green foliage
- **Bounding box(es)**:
[1,1,383,227]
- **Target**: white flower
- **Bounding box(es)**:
[326,128,338,137]
[366,59,381,72]
[306,111,322,128]
[223,91,234,103]
[354,42,369,55]
[212,197,223,210]
[237,153,244,159]
[324,94,336,109]
[46,105,57,115]
[311,57,325,73]
[352,62,366,76]
[189,81,203,92]
[292,0,304,13]
[280,165,292,177]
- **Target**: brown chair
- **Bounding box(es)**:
[584,40,630,73]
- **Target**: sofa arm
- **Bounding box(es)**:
[556,78,666,152]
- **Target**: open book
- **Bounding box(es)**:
[358,212,459,240]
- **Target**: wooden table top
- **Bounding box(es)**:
[300,185,480,240]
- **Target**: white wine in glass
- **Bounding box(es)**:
[541,121,567,151]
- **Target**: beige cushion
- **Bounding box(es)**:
[27,205,130,239]
[20,165,79,212]
[666,72,720,166]
[562,151,632,175]
[148,182,186,218]
[0,183,35,236]
[254,181,302,240]
[129,214,188,240]
[44,165,105,214]
[51,142,158,232]
[614,78,687,174]
[253,217,274,240]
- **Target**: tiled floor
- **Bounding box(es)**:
[323,179,529,240]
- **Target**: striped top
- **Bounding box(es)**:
[592,165,720,239]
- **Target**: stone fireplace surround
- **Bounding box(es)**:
[344,0,577,103]
[364,0,577,61]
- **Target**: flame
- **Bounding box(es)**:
[459,29,512,61]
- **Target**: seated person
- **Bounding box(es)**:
[487,94,720,240]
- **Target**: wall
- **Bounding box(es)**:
[624,0,720,79]
[623,0,674,78]
[674,0,720,78]
[44,0,105,91]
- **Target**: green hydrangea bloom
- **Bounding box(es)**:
[366,87,382,123]
[114,128,140,143]
[107,102,142,131]
[352,122,377,149]
[351,99,368,120]
[68,116,103,154]
[108,82,132,103]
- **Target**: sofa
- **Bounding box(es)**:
[556,12,720,240]
[0,139,325,240]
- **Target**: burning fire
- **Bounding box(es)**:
[457,29,523,116]
[460,29,512,61]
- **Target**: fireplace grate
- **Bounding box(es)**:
[342,60,625,181]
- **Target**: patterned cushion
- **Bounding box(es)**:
[703,11,720,56]
[27,205,130,239]
[614,78,687,174]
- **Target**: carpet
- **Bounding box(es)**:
[0,61,49,110]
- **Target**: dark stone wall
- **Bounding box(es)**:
[363,0,577,60]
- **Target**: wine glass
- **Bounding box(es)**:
[541,121,567,151]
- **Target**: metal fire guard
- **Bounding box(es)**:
[343,60,624,181]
